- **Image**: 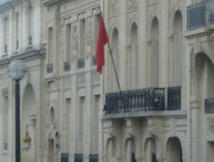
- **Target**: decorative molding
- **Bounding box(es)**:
[71,23,78,61]
[2,88,8,97]
[77,74,85,85]
[208,117,214,133]
[86,18,93,59]
[128,0,138,11]
[47,123,58,140]
[148,119,164,136]
[147,0,159,7]
[110,0,119,17]
[43,0,68,6]
[46,79,59,90]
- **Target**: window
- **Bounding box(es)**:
[15,13,19,50]
[48,27,53,63]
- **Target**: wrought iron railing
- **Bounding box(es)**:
[104,88,165,114]
[167,86,181,110]
[205,98,214,113]
[46,63,53,74]
[187,1,214,31]
[78,58,85,68]
[64,61,70,72]
[187,2,206,30]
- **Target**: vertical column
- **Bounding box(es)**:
[139,0,147,88]
[33,0,41,48]
[0,15,3,57]
[190,100,201,162]
[83,68,92,162]
[159,0,169,87]
[119,0,127,90]
[0,114,3,160]
[8,9,13,56]
[21,3,28,50]
[70,74,77,162]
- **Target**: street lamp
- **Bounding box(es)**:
[8,60,27,162]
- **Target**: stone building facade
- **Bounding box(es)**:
[0,0,214,162]
[102,0,214,162]
[43,0,102,162]
[0,0,46,162]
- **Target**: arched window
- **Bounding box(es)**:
[106,138,116,162]
[150,17,159,87]
[130,23,138,89]
[172,11,182,86]
[111,28,119,91]
[125,138,136,162]
[144,137,157,162]
[50,107,55,123]
[166,137,182,162]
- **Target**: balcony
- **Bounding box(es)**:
[187,1,214,31]
[104,87,181,115]
[205,98,214,113]
[167,86,181,110]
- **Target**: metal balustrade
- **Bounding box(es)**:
[104,88,165,114]
[187,1,214,31]
[187,2,206,31]
[167,86,181,110]
[205,98,214,113]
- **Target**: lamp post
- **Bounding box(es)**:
[8,60,27,162]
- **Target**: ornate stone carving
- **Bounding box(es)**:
[147,0,159,6]
[72,23,78,61]
[86,19,93,59]
[2,88,8,97]
[46,80,58,90]
[60,25,66,58]
[47,123,57,140]
[48,99,57,111]
[148,119,164,136]
[110,0,119,16]
[208,117,214,133]
[128,0,137,10]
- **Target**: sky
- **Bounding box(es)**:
[0,0,8,4]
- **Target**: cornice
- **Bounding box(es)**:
[43,0,68,6]
[0,0,21,12]
[0,47,46,68]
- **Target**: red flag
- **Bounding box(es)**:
[96,15,109,73]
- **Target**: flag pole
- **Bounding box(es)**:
[107,43,122,92]
[98,8,122,93]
